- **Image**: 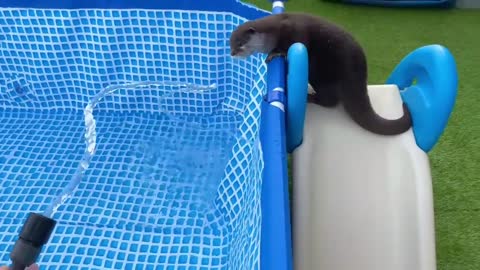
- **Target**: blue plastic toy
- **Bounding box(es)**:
[387,44,458,152]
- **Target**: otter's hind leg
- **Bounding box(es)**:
[308,80,340,107]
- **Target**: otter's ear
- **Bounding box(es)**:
[247,27,256,34]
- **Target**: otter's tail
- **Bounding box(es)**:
[339,79,412,136]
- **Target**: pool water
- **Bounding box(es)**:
[0,106,257,268]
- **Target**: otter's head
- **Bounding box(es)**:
[229,22,275,59]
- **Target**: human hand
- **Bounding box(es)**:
[0,264,39,270]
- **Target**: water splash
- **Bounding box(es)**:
[43,81,217,218]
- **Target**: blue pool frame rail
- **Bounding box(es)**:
[260,2,291,270]
[0,0,269,21]
[260,0,308,269]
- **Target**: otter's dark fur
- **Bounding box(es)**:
[230,12,412,135]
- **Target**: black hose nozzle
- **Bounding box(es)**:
[10,212,56,270]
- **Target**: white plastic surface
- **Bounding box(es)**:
[292,84,437,270]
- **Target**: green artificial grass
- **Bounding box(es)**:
[245,0,480,269]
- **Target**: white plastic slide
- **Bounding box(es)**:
[292,84,436,270]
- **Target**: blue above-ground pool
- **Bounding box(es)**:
[0,0,301,269]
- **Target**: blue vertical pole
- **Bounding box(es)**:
[260,1,293,270]
[272,0,285,13]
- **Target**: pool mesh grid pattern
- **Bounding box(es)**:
[0,8,268,269]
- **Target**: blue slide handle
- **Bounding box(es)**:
[386,44,458,152]
[286,43,309,153]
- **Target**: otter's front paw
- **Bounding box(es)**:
[266,52,286,63]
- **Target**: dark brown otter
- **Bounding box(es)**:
[230,12,412,136]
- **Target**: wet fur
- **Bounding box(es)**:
[230,12,412,136]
